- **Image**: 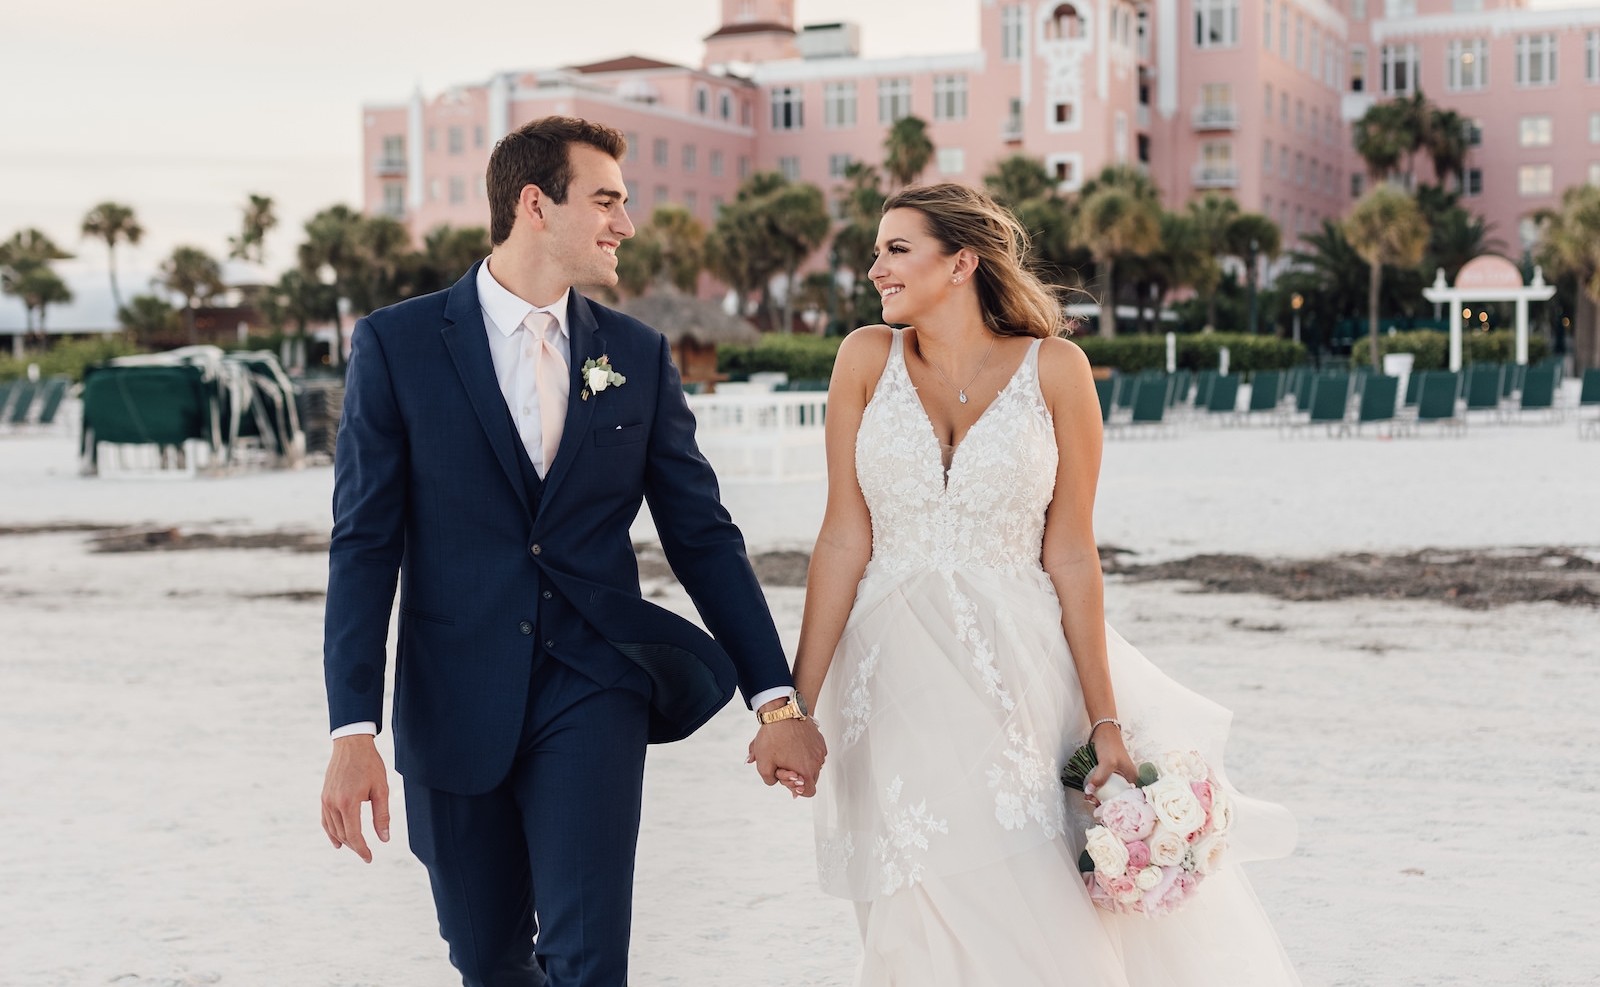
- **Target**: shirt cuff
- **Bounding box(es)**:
[330,721,379,740]
[750,687,794,713]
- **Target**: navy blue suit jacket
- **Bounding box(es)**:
[324,262,792,795]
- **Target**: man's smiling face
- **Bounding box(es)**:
[538,143,635,288]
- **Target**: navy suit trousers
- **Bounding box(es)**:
[405,654,651,987]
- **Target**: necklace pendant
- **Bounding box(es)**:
[958,391,968,404]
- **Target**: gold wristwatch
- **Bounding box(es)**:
[756,690,809,725]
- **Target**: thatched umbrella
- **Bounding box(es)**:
[616,288,760,389]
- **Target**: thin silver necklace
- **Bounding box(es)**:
[921,337,997,404]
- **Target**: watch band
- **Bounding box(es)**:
[756,691,808,725]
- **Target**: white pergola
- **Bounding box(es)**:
[1422,255,1556,371]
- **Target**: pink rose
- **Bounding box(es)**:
[1105,873,1141,904]
[1186,827,1202,844]
[1125,839,1150,871]
[1095,792,1157,842]
[1190,780,1213,811]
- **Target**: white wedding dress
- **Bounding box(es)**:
[814,331,1301,987]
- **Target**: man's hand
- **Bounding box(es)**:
[321,735,390,863]
[747,698,827,798]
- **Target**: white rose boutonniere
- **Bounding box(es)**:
[580,355,625,400]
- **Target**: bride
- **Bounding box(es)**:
[782,183,1300,986]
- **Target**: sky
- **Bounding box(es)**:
[2,0,1591,329]
[0,0,979,330]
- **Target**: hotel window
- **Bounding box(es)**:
[1263,140,1274,173]
[1447,39,1488,92]
[1138,7,1150,58]
[711,194,724,216]
[625,133,640,162]
[1295,153,1305,185]
[1263,4,1271,50]
[1588,162,1600,185]
[1386,0,1416,14]
[878,77,912,124]
[427,177,439,201]
[654,138,669,167]
[829,153,853,179]
[738,155,751,179]
[1006,96,1023,136]
[696,87,709,115]
[937,148,966,175]
[1464,168,1483,196]
[1194,0,1239,48]
[1138,133,1151,163]
[1263,195,1272,218]
[476,176,486,199]
[1468,118,1483,145]
[1311,27,1321,78]
[1263,83,1273,117]
[1592,112,1600,142]
[1518,164,1553,196]
[1280,92,1289,125]
[625,180,638,203]
[1054,101,1077,125]
[1279,3,1288,57]
[449,176,465,204]
[655,185,669,206]
[474,126,484,148]
[380,135,404,167]
[427,127,437,152]
[1520,116,1553,147]
[448,127,464,155]
[1515,34,1558,87]
[1200,139,1234,175]
[1325,163,1334,193]
[1294,14,1304,69]
[933,75,969,121]
[1351,173,1364,198]
[824,81,857,129]
[1295,99,1304,132]
[1519,217,1540,249]
[1001,5,1026,61]
[778,156,801,181]
[720,91,733,120]
[684,191,698,216]
[1053,159,1075,182]
[1280,146,1289,178]
[1352,0,1366,18]
[1452,0,1482,10]
[1381,44,1419,95]
[1351,45,1367,92]
[771,86,803,130]
[683,144,698,172]
[710,150,724,177]
[1045,4,1086,40]
[1589,30,1599,82]
[381,183,404,218]
[741,100,752,126]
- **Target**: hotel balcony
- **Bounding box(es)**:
[1000,117,1023,143]
[1190,103,1238,131]
[374,156,407,177]
[1192,163,1239,188]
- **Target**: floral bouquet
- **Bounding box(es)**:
[1060,744,1233,917]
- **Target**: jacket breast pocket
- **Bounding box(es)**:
[593,422,647,447]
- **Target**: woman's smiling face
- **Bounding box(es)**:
[869,207,963,324]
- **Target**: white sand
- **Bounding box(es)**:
[2,416,1598,985]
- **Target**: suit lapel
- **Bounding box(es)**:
[440,261,532,514]
[538,291,604,506]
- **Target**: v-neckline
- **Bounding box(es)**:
[900,334,1034,491]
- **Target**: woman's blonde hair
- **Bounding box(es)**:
[883,183,1068,338]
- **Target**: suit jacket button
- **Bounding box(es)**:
[530,544,542,557]
[519,621,533,635]
[545,639,556,649]
[542,590,553,599]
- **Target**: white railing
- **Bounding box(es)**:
[1192,163,1240,188]
[688,391,827,482]
[1190,103,1238,130]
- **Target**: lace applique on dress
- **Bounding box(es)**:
[986,726,1067,838]
[839,645,882,747]
[874,776,950,895]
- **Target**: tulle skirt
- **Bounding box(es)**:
[814,562,1300,987]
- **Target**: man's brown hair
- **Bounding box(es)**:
[486,116,628,245]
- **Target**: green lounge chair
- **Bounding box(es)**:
[1130,375,1169,424]
[1292,369,1315,411]
[1580,368,1600,408]
[1415,370,1465,435]
[1308,373,1351,425]
[1355,375,1398,434]
[1094,376,1117,422]
[1403,370,1422,407]
[0,381,13,422]
[1166,369,1191,408]
[1248,370,1284,414]
[1206,373,1240,414]
[1513,365,1558,421]
[1193,370,1217,409]
[7,380,38,425]
[1464,363,1503,414]
[33,377,69,425]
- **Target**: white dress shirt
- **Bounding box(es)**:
[332,259,786,739]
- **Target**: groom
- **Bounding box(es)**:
[320,116,826,986]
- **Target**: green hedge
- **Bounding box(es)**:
[0,337,147,383]
[1347,329,1549,370]
[1070,333,1307,374]
[718,333,843,381]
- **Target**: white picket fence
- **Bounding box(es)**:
[687,391,828,481]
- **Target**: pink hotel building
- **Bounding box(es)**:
[363,0,1600,282]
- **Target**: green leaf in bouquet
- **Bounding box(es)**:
[1060,742,1099,792]
[1078,849,1096,874]
[1137,762,1160,787]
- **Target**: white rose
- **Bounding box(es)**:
[1158,750,1211,783]
[1147,824,1187,867]
[1145,775,1207,838]
[1114,879,1146,904]
[1192,833,1229,875]
[587,367,611,392]
[1090,772,1133,803]
[1210,788,1234,834]
[1135,865,1164,891]
[1084,825,1129,879]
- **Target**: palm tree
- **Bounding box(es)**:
[1534,184,1600,370]
[228,194,278,265]
[831,162,888,326]
[80,203,143,312]
[1422,108,1471,190]
[984,154,1054,207]
[117,294,181,345]
[1185,193,1240,330]
[1352,97,1422,182]
[1223,213,1282,334]
[158,245,225,344]
[6,266,74,342]
[1072,185,1160,338]
[707,175,789,324]
[1121,211,1204,334]
[1343,185,1431,369]
[765,182,832,333]
[1,229,75,340]
[883,116,934,190]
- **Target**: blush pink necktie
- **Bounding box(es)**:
[525,311,568,477]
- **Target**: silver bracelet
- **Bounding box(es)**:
[1087,717,1122,742]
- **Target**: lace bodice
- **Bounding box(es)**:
[855,330,1057,577]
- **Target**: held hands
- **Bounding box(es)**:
[321,735,391,863]
[747,697,827,799]
[1084,721,1139,799]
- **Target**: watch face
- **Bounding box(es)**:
[795,692,810,717]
